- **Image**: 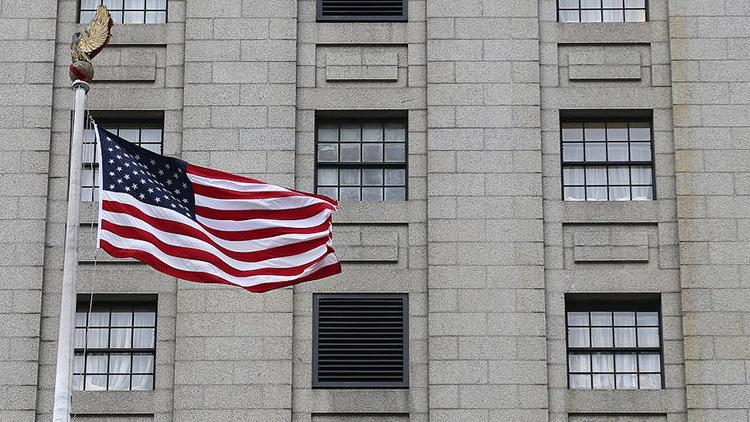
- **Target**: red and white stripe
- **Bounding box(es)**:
[98,164,340,292]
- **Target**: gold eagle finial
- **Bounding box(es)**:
[69,5,114,82]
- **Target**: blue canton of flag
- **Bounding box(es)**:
[100,132,196,219]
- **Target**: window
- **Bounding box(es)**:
[561,115,654,201]
[82,115,163,202]
[316,117,407,202]
[317,0,407,22]
[313,293,409,388]
[558,0,647,22]
[566,295,662,390]
[80,0,167,24]
[74,298,156,391]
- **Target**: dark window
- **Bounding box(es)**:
[316,117,407,202]
[558,0,647,22]
[82,114,164,202]
[561,115,654,201]
[80,0,167,24]
[318,0,407,22]
[566,294,662,390]
[313,293,409,388]
[74,297,157,390]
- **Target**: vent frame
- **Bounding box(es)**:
[317,0,408,22]
[313,293,409,388]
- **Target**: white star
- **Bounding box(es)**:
[139,193,146,199]
[154,197,161,203]
[117,178,123,184]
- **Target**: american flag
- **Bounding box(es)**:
[95,125,341,292]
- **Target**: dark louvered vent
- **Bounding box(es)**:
[313,293,408,388]
[318,0,408,21]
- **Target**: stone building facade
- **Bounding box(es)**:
[1,0,749,421]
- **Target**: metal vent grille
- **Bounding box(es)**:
[313,293,408,388]
[318,0,407,21]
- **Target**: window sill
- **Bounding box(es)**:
[566,388,684,414]
[72,390,154,415]
[562,200,659,224]
[334,200,411,224]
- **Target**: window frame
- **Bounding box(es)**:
[557,0,648,23]
[81,112,164,202]
[73,295,157,391]
[315,115,408,203]
[560,113,656,202]
[312,293,409,389]
[317,0,408,22]
[79,0,168,24]
[565,294,663,390]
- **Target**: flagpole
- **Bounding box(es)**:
[53,79,89,422]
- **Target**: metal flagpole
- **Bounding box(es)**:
[52,79,89,422]
[53,6,112,421]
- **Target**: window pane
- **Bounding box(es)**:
[145,11,166,23]
[568,327,590,347]
[339,144,361,162]
[340,124,360,142]
[119,128,139,143]
[637,312,659,326]
[585,167,607,185]
[362,187,383,202]
[362,143,383,162]
[89,311,109,327]
[559,10,580,22]
[384,124,406,141]
[581,0,602,8]
[81,0,98,8]
[339,187,360,201]
[111,311,132,327]
[569,354,591,372]
[317,168,338,186]
[362,124,383,142]
[631,186,653,200]
[317,187,337,201]
[593,374,614,389]
[609,186,630,201]
[385,169,406,186]
[109,11,123,23]
[87,354,108,374]
[563,167,585,186]
[318,143,338,162]
[625,9,646,21]
[616,354,637,372]
[384,187,406,201]
[146,0,167,8]
[86,374,108,390]
[614,311,635,326]
[586,186,607,201]
[125,0,145,9]
[607,142,629,161]
[109,375,130,390]
[614,327,636,346]
[568,312,590,326]
[639,374,661,389]
[591,327,613,347]
[559,0,579,8]
[603,0,623,6]
[384,143,406,162]
[585,143,606,161]
[133,354,155,373]
[134,311,155,327]
[133,328,156,348]
[637,327,660,347]
[562,124,584,142]
[591,353,614,372]
[590,312,612,326]
[363,169,383,186]
[564,187,585,201]
[132,375,154,390]
[340,169,361,186]
[110,328,132,348]
[109,354,131,374]
[318,125,338,142]
[603,9,623,21]
[639,354,661,372]
[630,142,651,161]
[104,0,124,9]
[608,167,629,185]
[75,328,86,348]
[562,143,584,162]
[625,0,645,6]
[616,374,638,389]
[581,10,601,21]
[570,374,592,389]
[88,328,109,348]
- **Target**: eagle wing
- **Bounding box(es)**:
[76,5,114,61]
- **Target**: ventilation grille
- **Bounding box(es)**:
[313,294,408,388]
[318,0,407,21]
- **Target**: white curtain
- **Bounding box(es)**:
[109,354,131,390]
[639,354,662,389]
[85,355,108,390]
[592,353,614,389]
